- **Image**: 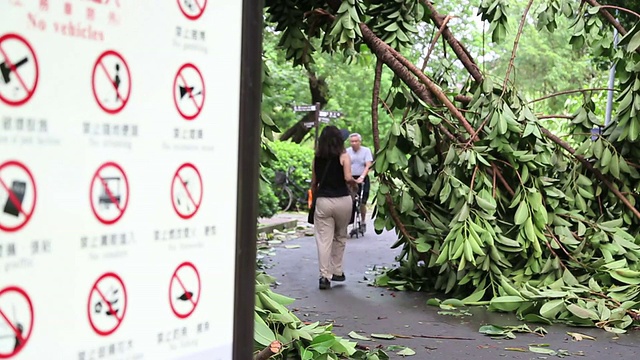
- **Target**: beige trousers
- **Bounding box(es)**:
[314,196,353,279]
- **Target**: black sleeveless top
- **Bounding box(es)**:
[314,155,350,198]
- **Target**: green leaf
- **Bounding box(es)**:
[566,303,598,320]
[426,298,441,306]
[462,288,486,304]
[254,313,276,347]
[627,31,640,52]
[442,298,466,307]
[610,154,620,178]
[371,333,396,340]
[514,201,529,225]
[529,346,556,355]
[396,347,416,356]
[348,331,371,341]
[490,296,527,312]
[400,191,413,213]
[539,299,565,319]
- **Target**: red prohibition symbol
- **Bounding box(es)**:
[87,272,127,336]
[90,162,129,225]
[177,0,207,20]
[0,33,39,107]
[173,63,205,120]
[0,160,37,232]
[169,262,201,319]
[171,163,203,219]
[92,50,131,114]
[0,286,34,358]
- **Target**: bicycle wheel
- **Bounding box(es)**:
[277,186,294,212]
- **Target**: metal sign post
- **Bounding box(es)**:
[292,103,344,150]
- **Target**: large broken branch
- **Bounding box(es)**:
[421,0,483,82]
[541,128,640,220]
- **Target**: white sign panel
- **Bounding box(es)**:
[0,1,243,359]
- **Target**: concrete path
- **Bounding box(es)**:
[259,213,640,359]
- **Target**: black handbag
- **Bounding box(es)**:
[308,160,331,224]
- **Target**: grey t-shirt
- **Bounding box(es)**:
[347,146,373,176]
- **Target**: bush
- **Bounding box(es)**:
[258,179,279,218]
[263,141,314,212]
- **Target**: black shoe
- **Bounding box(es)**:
[319,277,331,290]
[332,273,346,282]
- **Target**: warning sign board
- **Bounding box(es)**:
[0,286,34,358]
[90,162,129,225]
[0,33,39,107]
[0,161,37,233]
[91,50,131,114]
[87,272,127,337]
[173,63,205,120]
[171,163,202,219]
[177,0,207,20]
[169,262,201,319]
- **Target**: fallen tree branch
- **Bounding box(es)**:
[502,0,534,95]
[596,5,640,22]
[529,88,617,104]
[584,0,628,36]
[422,0,483,82]
[537,115,575,120]
[420,14,454,72]
[372,58,383,154]
[254,341,282,360]
[382,40,476,138]
[385,192,416,241]
[540,127,640,221]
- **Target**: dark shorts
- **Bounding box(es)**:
[353,175,370,204]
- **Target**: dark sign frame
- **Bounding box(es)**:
[233,0,263,359]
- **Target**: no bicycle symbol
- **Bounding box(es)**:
[177,0,207,20]
[92,50,131,114]
[169,262,201,319]
[173,63,205,120]
[0,161,37,233]
[0,286,34,359]
[0,33,39,107]
[90,162,129,225]
[88,272,127,337]
[171,163,202,219]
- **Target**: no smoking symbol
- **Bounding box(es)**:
[0,33,39,107]
[173,63,205,120]
[177,0,207,20]
[0,286,34,358]
[169,262,201,319]
[92,50,131,114]
[0,161,37,233]
[171,163,202,219]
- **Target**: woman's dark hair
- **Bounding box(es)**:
[316,125,345,158]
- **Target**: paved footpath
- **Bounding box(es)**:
[259,214,640,359]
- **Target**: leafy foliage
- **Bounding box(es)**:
[263,141,315,208]
[254,272,388,359]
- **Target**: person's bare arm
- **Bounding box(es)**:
[341,153,356,185]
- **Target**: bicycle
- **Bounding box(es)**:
[274,166,310,212]
[349,183,365,238]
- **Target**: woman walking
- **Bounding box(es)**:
[311,126,356,290]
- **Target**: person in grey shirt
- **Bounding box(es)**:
[346,133,373,233]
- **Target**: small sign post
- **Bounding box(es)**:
[292,103,343,149]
